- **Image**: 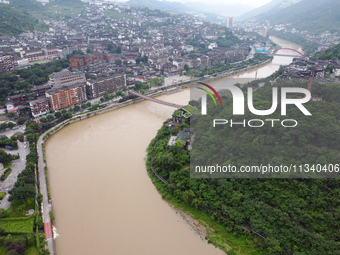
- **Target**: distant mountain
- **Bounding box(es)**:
[239,0,340,34]
[237,0,285,21]
[9,0,45,11]
[260,0,340,33]
[47,0,85,8]
[127,0,253,19]
[184,2,253,17]
[127,0,187,12]
[0,4,41,35]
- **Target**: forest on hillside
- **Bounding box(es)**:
[312,43,340,60]
[147,79,340,254]
[0,4,45,35]
[260,0,340,34]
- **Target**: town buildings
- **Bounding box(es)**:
[49,69,86,88]
[29,97,50,117]
[0,55,14,73]
[87,73,126,99]
[46,83,88,111]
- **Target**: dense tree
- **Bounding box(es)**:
[312,42,340,60]
[39,118,47,124]
[8,184,35,202]
[0,149,15,165]
[16,117,26,125]
[147,80,340,255]
[46,115,54,122]
[115,46,121,54]
[7,122,15,129]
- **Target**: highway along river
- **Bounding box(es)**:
[45,36,302,255]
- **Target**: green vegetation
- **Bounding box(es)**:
[24,246,38,255]
[216,35,240,48]
[148,77,164,87]
[0,216,34,234]
[135,55,148,65]
[0,192,6,200]
[0,4,47,35]
[9,121,39,206]
[147,80,340,254]
[9,0,44,11]
[184,105,200,115]
[1,168,12,181]
[0,135,19,150]
[3,163,12,169]
[133,81,149,94]
[0,119,50,254]
[262,0,340,34]
[16,118,26,126]
[104,9,135,20]
[173,110,182,117]
[49,0,84,8]
[0,59,69,105]
[3,0,85,23]
[185,39,207,51]
[107,44,122,54]
[147,124,257,254]
[312,43,340,60]
[0,150,18,166]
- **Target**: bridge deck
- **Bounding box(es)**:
[129,90,185,109]
[270,53,304,58]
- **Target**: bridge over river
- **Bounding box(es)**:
[268,47,306,58]
[128,90,185,109]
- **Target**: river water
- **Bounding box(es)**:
[45,36,302,255]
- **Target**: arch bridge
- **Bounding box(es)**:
[268,48,306,58]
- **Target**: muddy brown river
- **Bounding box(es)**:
[45,36,302,254]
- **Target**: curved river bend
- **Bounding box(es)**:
[45,36,302,255]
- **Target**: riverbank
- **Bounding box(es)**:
[145,127,262,255]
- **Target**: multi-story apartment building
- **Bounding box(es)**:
[47,70,87,111]
[87,73,126,99]
[49,69,86,87]
[25,50,47,63]
[46,48,59,60]
[46,83,88,111]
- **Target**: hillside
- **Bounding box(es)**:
[312,43,340,60]
[0,4,43,35]
[258,0,340,33]
[127,0,253,21]
[127,0,188,12]
[47,0,85,8]
[0,0,84,35]
[147,80,340,254]
[9,0,45,11]
[237,0,284,21]
[26,0,86,20]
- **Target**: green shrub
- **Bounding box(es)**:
[0,192,6,200]
[0,216,34,234]
[1,168,12,181]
